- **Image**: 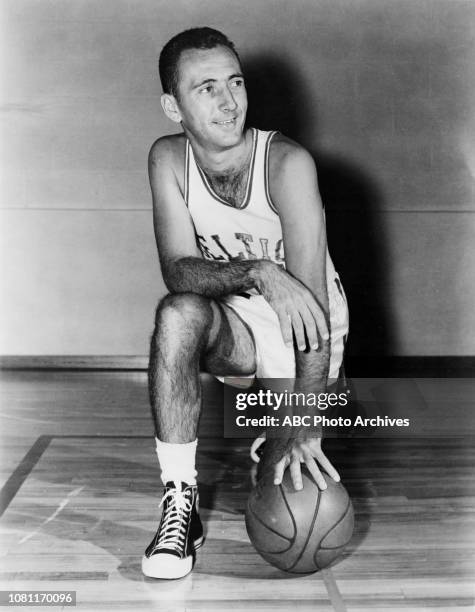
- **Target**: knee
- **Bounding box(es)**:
[153,292,213,336]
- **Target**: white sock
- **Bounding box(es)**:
[155,438,197,486]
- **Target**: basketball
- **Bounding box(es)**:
[245,467,354,573]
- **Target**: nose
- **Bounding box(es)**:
[218,85,237,112]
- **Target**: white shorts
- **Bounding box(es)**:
[216,274,349,383]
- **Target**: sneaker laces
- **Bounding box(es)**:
[156,486,193,553]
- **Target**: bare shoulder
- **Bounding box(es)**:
[268,132,317,178]
[267,132,322,215]
[148,134,186,186]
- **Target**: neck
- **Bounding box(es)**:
[186,129,252,175]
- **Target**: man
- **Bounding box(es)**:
[142,27,349,580]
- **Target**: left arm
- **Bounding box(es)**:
[272,138,329,376]
[259,135,340,490]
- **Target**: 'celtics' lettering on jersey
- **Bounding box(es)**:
[196,233,285,265]
[185,128,287,268]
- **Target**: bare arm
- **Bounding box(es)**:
[258,136,339,490]
[165,256,261,297]
[273,142,330,385]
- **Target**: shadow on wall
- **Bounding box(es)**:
[245,53,394,357]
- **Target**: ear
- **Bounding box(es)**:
[161,93,182,124]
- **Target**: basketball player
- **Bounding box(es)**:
[142,28,349,579]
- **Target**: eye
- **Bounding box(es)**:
[230,79,244,88]
[199,85,213,94]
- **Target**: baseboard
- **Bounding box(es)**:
[0,355,474,376]
[345,356,475,377]
[0,355,148,370]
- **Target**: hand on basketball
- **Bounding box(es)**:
[273,437,340,491]
[255,261,329,351]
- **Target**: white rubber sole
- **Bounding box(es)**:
[142,536,204,580]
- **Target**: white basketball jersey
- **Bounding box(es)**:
[185,128,337,281]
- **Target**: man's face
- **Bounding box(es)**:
[172,45,248,150]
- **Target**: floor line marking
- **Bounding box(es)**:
[321,568,348,612]
[0,435,52,518]
[19,485,85,544]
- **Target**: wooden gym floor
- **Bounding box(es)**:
[0,369,474,611]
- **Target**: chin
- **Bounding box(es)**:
[214,124,245,146]
[222,135,244,150]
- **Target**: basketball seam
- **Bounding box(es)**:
[247,489,296,553]
[314,498,353,562]
[279,483,297,546]
[286,484,321,572]
[248,504,293,546]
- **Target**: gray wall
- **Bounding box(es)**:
[1,0,474,356]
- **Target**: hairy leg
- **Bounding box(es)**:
[148,293,255,443]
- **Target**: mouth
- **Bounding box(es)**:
[213,117,238,127]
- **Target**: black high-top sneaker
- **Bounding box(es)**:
[142,481,203,579]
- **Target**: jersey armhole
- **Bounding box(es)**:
[264,130,279,215]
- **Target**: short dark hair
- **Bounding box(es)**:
[159,27,240,98]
